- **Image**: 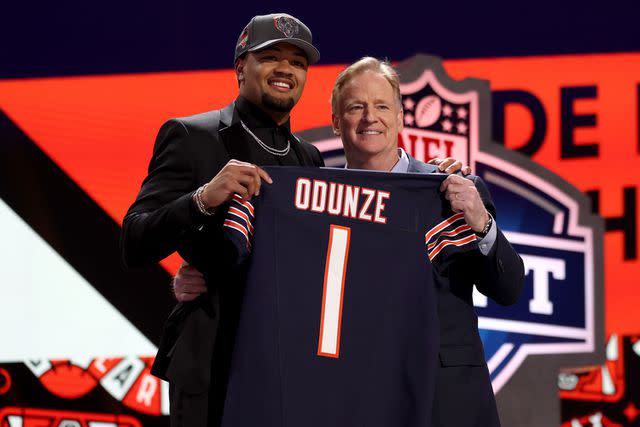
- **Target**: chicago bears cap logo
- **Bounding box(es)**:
[238,29,248,48]
[274,16,299,38]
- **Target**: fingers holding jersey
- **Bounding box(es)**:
[427,157,472,176]
[202,159,273,207]
[440,175,489,232]
[173,261,207,302]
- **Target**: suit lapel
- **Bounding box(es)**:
[407,154,440,174]
[290,135,315,166]
[218,102,259,164]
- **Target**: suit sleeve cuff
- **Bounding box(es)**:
[477,213,497,256]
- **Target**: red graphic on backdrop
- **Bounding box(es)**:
[25,357,167,416]
[0,407,142,427]
[28,359,118,399]
[560,412,624,427]
[560,335,640,426]
[0,368,11,394]
[559,335,625,402]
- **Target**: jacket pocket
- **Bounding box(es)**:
[439,345,486,367]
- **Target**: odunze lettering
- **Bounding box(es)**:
[295,177,390,224]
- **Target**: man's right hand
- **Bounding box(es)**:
[172,261,207,302]
[201,159,273,209]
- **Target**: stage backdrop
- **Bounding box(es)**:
[1,52,639,427]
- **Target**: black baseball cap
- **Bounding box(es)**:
[234,13,320,64]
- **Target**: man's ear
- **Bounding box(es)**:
[235,60,245,82]
[331,113,341,135]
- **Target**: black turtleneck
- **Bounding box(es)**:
[235,96,301,166]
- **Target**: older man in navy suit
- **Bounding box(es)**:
[172,56,524,426]
[329,57,524,426]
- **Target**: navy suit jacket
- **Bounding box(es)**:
[407,155,525,427]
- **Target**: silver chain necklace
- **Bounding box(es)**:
[240,120,291,157]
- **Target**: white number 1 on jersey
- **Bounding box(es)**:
[317,225,351,358]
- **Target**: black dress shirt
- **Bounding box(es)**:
[235,96,301,166]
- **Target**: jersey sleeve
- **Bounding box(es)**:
[424,211,478,269]
[222,193,256,267]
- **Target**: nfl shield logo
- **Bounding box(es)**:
[396,54,602,393]
[399,68,473,167]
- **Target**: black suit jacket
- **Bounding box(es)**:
[407,155,525,427]
[121,101,324,426]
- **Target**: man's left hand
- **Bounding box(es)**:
[172,261,207,302]
[440,174,489,232]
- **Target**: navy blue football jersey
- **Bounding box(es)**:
[221,167,478,427]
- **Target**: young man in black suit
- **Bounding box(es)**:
[122,13,324,427]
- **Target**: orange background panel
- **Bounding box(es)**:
[445,53,640,335]
[1,54,638,334]
[0,66,344,272]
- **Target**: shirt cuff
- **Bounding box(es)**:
[477,213,497,256]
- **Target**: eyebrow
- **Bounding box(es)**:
[259,46,308,61]
[344,98,393,105]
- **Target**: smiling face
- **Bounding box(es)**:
[332,70,404,171]
[236,43,308,124]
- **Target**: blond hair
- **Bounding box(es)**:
[330,57,401,114]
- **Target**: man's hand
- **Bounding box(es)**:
[428,157,472,176]
[201,159,273,208]
[440,175,489,232]
[172,262,207,302]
